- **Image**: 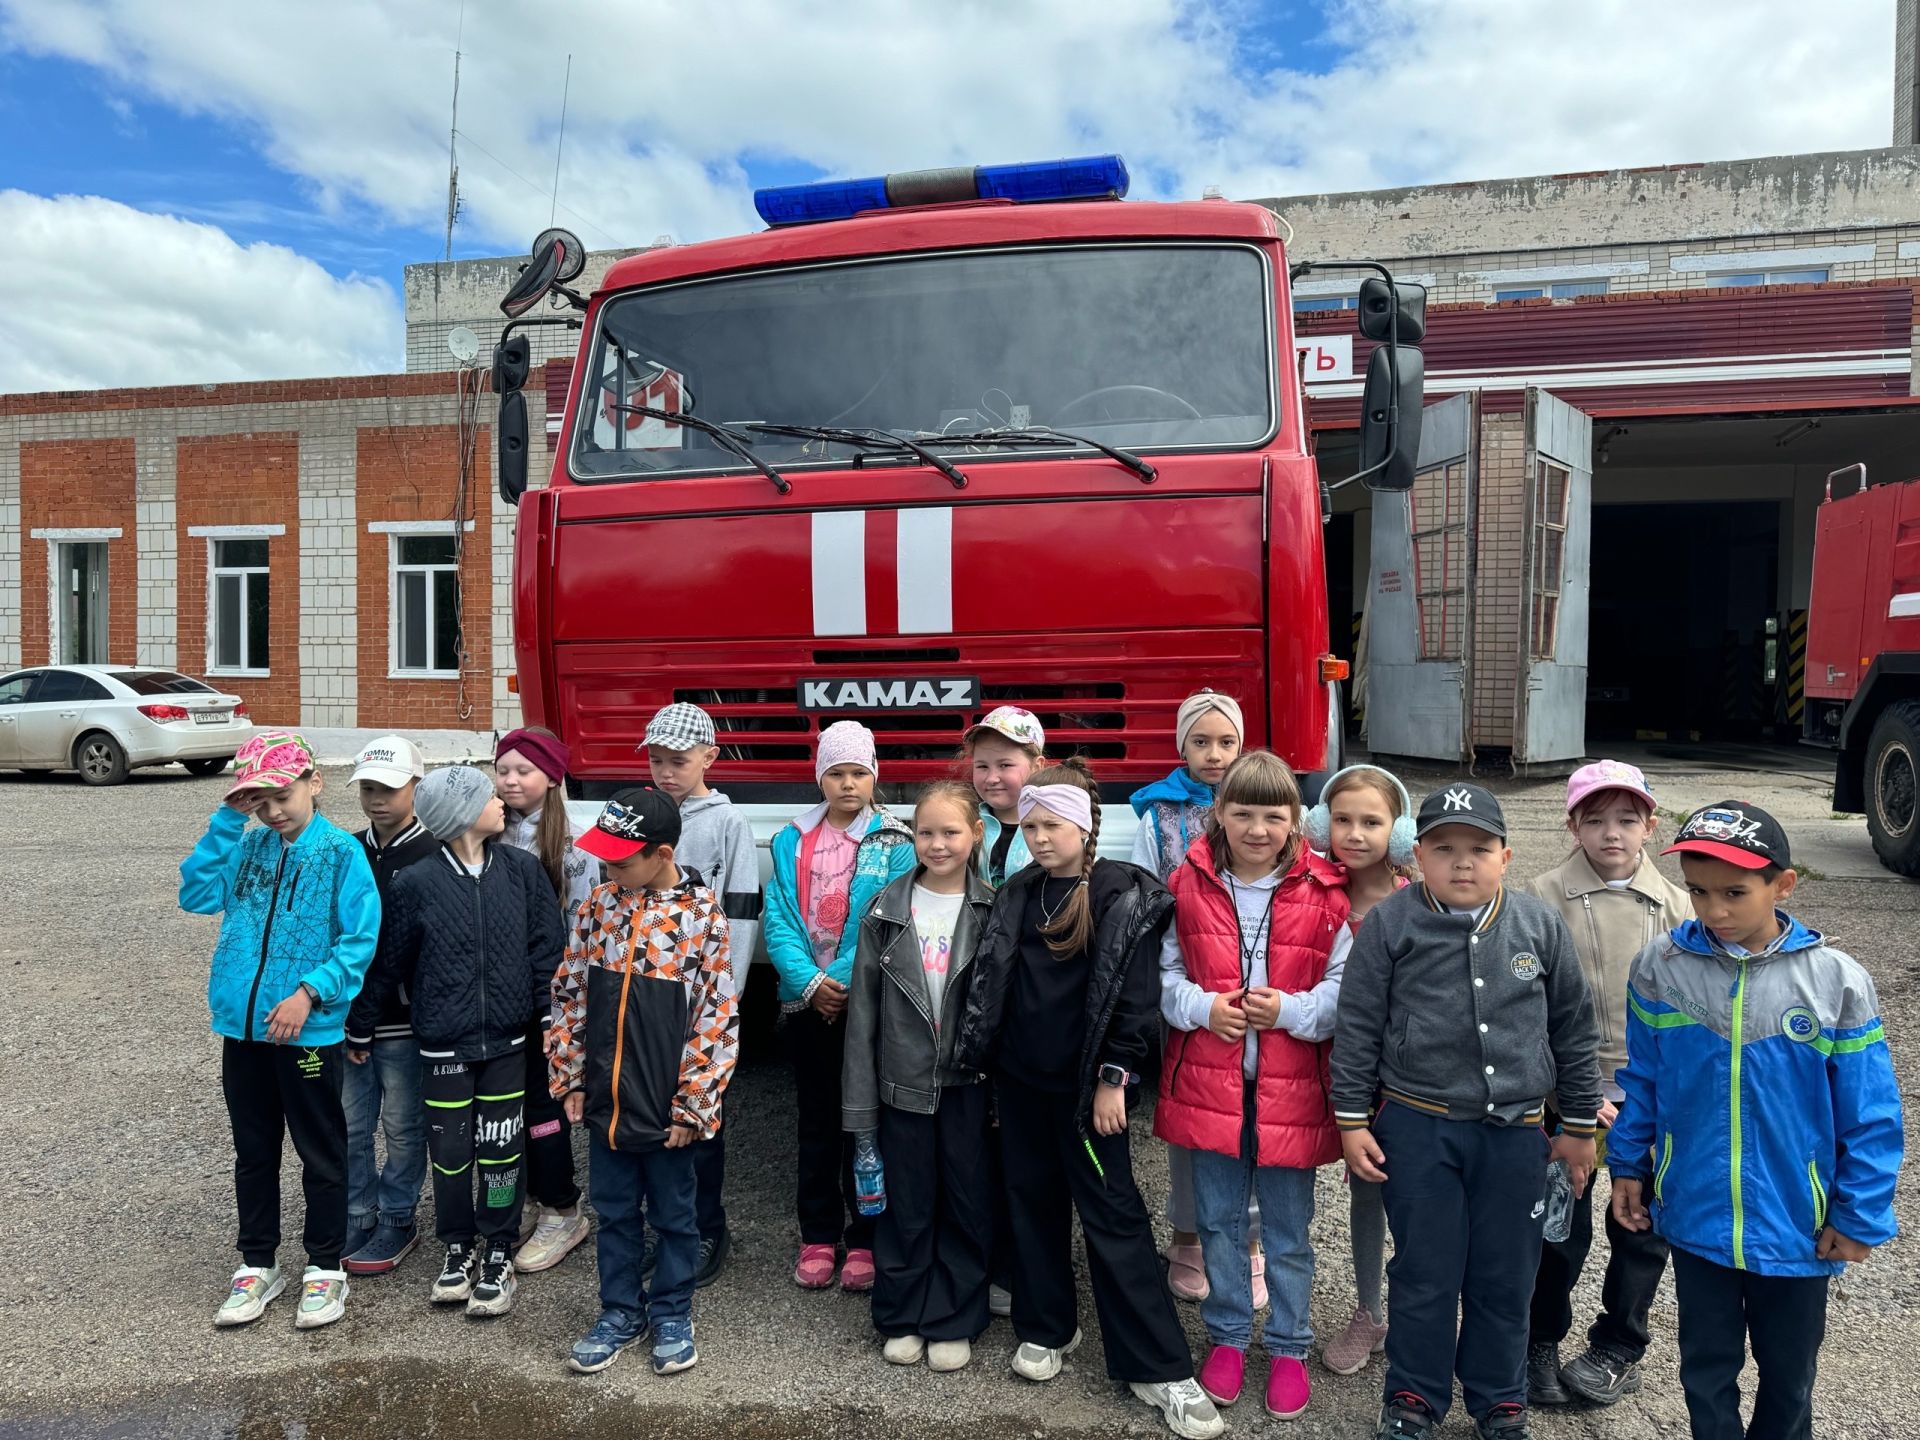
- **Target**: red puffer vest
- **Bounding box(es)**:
[1155,839,1348,1167]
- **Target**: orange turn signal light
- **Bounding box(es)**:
[1321,655,1351,683]
[506,673,520,694]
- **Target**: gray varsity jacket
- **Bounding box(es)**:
[1330,883,1603,1136]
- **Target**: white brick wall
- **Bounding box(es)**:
[134,429,177,668]
[298,424,360,726]
[0,438,19,670]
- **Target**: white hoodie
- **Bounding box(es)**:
[677,789,762,971]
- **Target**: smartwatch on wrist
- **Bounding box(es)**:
[298,981,321,1007]
[1098,1063,1130,1089]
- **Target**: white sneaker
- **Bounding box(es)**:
[1130,1377,1226,1439]
[927,1338,972,1372]
[514,1205,589,1273]
[989,1284,1013,1317]
[1011,1328,1081,1382]
[215,1265,285,1327]
[294,1266,349,1330]
[883,1334,927,1365]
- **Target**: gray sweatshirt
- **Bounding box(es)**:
[1330,883,1602,1135]
[677,789,762,971]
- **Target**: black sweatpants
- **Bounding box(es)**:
[222,1038,349,1270]
[424,1052,526,1246]
[521,1021,580,1210]
[1670,1246,1829,1440]
[786,1008,873,1249]
[872,1084,994,1343]
[995,1074,1192,1384]
[1529,1162,1670,1358]
[1376,1101,1548,1422]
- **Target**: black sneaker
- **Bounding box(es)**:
[466,1243,516,1318]
[694,1229,731,1289]
[431,1242,477,1304]
[1560,1342,1642,1406]
[1376,1393,1436,1438]
[639,1228,659,1282]
[1475,1403,1535,1439]
[1526,1341,1571,1406]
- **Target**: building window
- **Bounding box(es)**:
[1529,459,1571,660]
[1293,295,1358,312]
[392,533,461,676]
[1493,280,1610,302]
[209,538,270,674]
[1410,460,1468,660]
[1704,268,1828,289]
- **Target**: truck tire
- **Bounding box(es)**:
[1864,700,1920,877]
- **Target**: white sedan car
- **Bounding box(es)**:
[0,665,254,785]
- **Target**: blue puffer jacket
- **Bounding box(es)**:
[180,806,381,1047]
[1610,915,1903,1276]
[765,801,915,1011]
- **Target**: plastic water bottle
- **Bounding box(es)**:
[1542,1158,1575,1243]
[853,1132,887,1216]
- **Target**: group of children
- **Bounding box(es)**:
[180,691,1904,1440]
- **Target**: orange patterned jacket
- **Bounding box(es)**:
[547,870,737,1149]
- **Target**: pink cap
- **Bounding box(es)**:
[1566,759,1656,815]
[225,731,316,801]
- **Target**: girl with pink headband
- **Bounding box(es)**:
[955,757,1226,1440]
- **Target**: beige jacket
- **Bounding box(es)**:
[1527,851,1692,1092]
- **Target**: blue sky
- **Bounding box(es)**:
[0,0,1892,391]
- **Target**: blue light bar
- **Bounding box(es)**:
[754,154,1130,227]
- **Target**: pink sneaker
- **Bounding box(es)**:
[840,1247,877,1292]
[793,1243,837,1289]
[1198,1344,1245,1406]
[1166,1243,1209,1302]
[1250,1248,1268,1311]
[1321,1306,1389,1374]
[1266,1356,1311,1419]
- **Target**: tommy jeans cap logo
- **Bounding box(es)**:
[1443,787,1473,812]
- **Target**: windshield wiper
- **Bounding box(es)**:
[739,423,969,490]
[918,426,1157,484]
[608,403,791,495]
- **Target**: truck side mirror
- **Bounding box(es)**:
[1357,278,1426,344]
[498,390,530,505]
[1358,344,1424,492]
[493,333,530,395]
[501,238,566,319]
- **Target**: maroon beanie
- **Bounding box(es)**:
[496,727,570,785]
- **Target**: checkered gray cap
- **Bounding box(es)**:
[643,702,716,751]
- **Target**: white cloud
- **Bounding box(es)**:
[0,191,401,392]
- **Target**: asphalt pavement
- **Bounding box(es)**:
[0,756,1912,1438]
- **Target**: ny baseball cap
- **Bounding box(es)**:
[576,786,682,863]
[1415,782,1508,840]
[642,702,717,752]
[1664,801,1791,871]
[1565,759,1656,815]
[964,705,1046,751]
[225,731,315,802]
[351,735,426,788]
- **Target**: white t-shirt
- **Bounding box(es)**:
[911,884,966,1018]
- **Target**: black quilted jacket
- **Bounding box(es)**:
[349,842,567,1062]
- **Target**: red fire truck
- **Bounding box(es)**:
[1807,464,1920,875]
[491,155,1423,817]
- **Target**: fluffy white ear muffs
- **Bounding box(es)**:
[1305,765,1418,868]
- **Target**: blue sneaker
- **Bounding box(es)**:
[651,1318,698,1376]
[568,1308,648,1374]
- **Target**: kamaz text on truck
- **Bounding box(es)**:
[490,155,1425,844]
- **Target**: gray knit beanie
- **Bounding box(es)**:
[415,765,496,840]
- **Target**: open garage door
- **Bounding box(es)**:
[1514,388,1593,766]
[1367,392,1477,763]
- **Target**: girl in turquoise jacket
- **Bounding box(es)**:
[764,722,915,1293]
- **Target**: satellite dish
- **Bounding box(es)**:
[447,326,481,364]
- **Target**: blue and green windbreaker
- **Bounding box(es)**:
[764,801,915,1012]
[180,805,381,1047]
[1609,914,1902,1277]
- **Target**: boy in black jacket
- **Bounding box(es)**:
[342,737,440,1274]
[349,764,565,1320]
[1330,784,1600,1440]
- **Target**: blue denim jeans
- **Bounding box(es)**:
[1190,1141,1316,1356]
[589,1132,698,1326]
[342,1037,427,1229]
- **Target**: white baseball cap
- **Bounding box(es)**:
[351,735,426,787]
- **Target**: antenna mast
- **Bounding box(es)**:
[443,48,461,265]
[550,53,572,228]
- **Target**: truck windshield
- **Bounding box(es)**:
[571,242,1274,480]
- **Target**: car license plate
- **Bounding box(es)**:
[192,710,227,725]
